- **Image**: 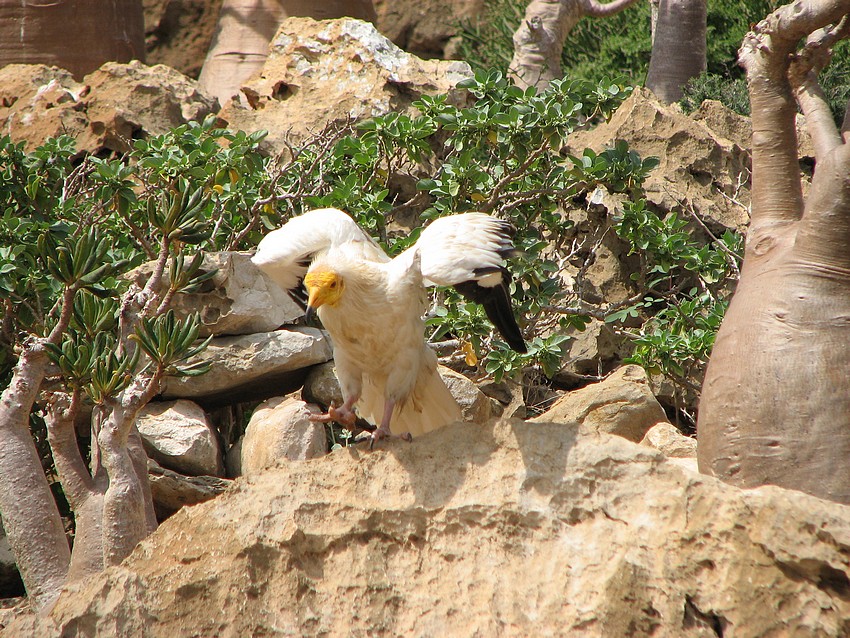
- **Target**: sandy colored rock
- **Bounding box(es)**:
[161,327,332,406]
[14,419,850,637]
[128,251,303,337]
[567,88,752,233]
[0,61,215,155]
[641,421,697,458]
[532,364,668,442]
[240,396,327,476]
[301,361,345,408]
[439,367,490,424]
[218,17,472,153]
[143,0,223,79]
[137,400,224,477]
[147,459,231,521]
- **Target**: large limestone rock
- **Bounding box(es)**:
[218,17,472,152]
[161,327,332,406]
[566,88,752,233]
[532,364,668,442]
[239,396,327,476]
[147,459,231,521]
[128,252,302,337]
[136,400,224,477]
[0,61,215,154]
[17,419,850,636]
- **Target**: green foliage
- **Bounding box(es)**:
[680,73,751,116]
[608,199,743,385]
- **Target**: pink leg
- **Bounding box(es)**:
[310,393,359,430]
[369,400,413,449]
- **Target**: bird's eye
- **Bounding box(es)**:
[330,281,337,288]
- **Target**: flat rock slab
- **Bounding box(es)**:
[20,419,850,637]
[161,327,332,407]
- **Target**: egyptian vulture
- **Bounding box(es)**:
[252,208,526,445]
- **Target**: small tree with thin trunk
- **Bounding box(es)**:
[645,0,707,102]
[698,0,850,503]
[509,0,642,91]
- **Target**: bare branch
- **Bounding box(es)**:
[44,390,94,511]
[789,19,850,157]
[582,0,641,17]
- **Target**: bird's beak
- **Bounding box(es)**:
[305,286,323,322]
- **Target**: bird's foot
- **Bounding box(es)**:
[367,426,413,450]
[310,403,358,429]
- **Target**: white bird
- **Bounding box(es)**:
[251,208,526,445]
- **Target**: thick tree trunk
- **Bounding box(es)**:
[0,345,70,611]
[509,0,641,91]
[198,0,377,105]
[697,0,850,503]
[645,0,706,103]
[0,0,145,80]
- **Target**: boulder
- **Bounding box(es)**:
[240,396,327,476]
[0,61,215,154]
[147,459,231,521]
[217,17,472,152]
[566,88,752,233]
[136,400,224,477]
[531,364,668,442]
[641,421,698,459]
[439,367,490,424]
[301,361,344,408]
[19,419,850,636]
[143,0,222,79]
[127,251,303,337]
[161,327,333,407]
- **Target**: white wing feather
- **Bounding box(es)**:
[405,213,516,288]
[251,208,388,291]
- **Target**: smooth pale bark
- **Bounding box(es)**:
[0,289,78,610]
[645,0,706,103]
[0,0,145,79]
[509,0,641,91]
[198,0,377,105]
[698,0,850,503]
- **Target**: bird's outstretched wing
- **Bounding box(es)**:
[252,208,388,306]
[406,213,527,353]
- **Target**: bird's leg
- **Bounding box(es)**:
[310,393,359,430]
[369,400,413,449]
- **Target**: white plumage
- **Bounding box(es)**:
[252,208,525,444]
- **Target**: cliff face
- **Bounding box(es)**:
[11,419,850,637]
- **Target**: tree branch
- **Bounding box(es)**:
[44,390,94,513]
[583,0,641,18]
[789,20,850,158]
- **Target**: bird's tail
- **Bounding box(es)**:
[360,365,463,439]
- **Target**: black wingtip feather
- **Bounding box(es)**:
[455,273,527,353]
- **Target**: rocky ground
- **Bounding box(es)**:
[0,3,847,636]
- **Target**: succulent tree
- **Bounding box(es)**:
[0,0,144,79]
[698,0,850,503]
[0,121,273,609]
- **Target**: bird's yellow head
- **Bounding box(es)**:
[304,270,345,313]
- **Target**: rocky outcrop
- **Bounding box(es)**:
[0,61,215,154]
[238,396,327,476]
[566,88,752,233]
[217,17,472,152]
[13,419,850,637]
[532,364,668,442]
[137,400,224,477]
[160,327,333,406]
[127,252,303,338]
